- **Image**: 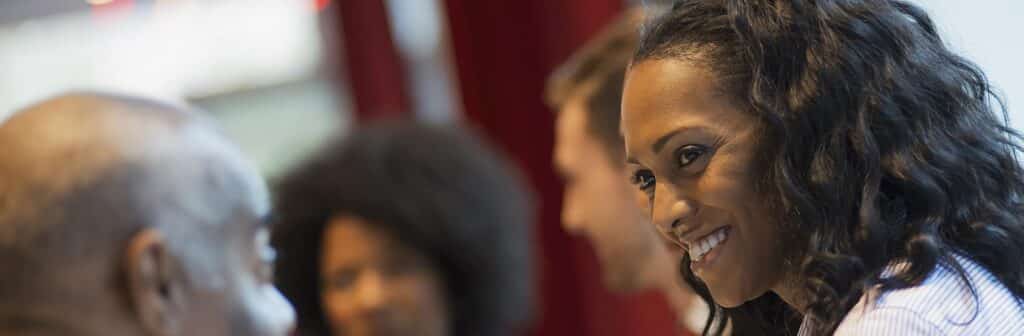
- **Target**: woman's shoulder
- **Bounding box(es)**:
[834,255,1024,335]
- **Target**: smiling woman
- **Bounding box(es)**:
[622,0,1024,335]
[623,58,789,330]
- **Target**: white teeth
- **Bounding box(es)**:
[709,233,721,247]
[687,228,728,262]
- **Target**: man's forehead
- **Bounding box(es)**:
[554,101,587,169]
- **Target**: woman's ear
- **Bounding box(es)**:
[123,228,188,336]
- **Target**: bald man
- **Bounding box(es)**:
[0,93,295,336]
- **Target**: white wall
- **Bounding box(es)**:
[193,79,347,179]
[0,0,322,121]
[917,0,1024,129]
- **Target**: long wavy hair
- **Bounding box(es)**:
[636,0,1024,334]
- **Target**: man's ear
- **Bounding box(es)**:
[124,228,187,336]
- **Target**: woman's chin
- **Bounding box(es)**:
[707,288,750,308]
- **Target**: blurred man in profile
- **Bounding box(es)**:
[547,8,704,334]
[0,93,295,336]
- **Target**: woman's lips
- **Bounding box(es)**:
[687,226,729,261]
[689,226,731,273]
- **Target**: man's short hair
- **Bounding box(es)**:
[545,9,642,164]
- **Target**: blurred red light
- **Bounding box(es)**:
[315,0,332,11]
[89,0,135,20]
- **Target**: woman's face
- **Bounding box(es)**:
[621,59,787,307]
[319,215,450,336]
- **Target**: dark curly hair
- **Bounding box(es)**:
[271,122,535,336]
[636,0,1024,334]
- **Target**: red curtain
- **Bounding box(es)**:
[332,0,410,120]
[441,1,680,336]
[332,0,681,335]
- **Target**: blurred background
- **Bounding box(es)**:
[0,1,1019,335]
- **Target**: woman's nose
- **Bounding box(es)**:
[651,185,698,236]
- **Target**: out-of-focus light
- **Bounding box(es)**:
[89,0,135,21]
[314,0,331,11]
[0,0,323,115]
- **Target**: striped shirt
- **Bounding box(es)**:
[797,255,1024,335]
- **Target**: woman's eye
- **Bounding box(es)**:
[328,270,358,290]
[631,170,656,190]
[677,145,707,167]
